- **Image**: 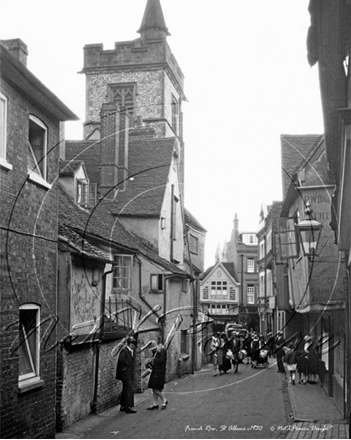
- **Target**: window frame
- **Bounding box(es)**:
[247,285,255,304]
[27,115,51,189]
[0,91,12,170]
[180,329,188,354]
[247,258,255,273]
[113,255,133,292]
[76,178,89,207]
[18,304,40,386]
[210,280,228,297]
[150,274,164,293]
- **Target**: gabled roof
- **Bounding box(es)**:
[110,137,177,217]
[59,185,188,277]
[137,0,170,36]
[280,134,322,199]
[201,261,239,284]
[0,42,78,122]
[65,140,101,184]
[184,208,207,233]
[59,160,85,177]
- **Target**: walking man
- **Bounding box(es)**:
[275,331,286,373]
[116,336,137,413]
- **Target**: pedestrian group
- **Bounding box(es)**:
[115,329,325,415]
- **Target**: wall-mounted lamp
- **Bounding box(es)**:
[160,217,166,230]
[92,267,101,286]
[295,202,322,261]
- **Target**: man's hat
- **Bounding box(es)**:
[127,336,137,344]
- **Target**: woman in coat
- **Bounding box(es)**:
[147,342,168,410]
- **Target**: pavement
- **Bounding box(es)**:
[282,364,348,439]
[56,361,350,439]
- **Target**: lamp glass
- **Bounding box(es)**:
[296,218,322,257]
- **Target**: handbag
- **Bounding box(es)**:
[141,367,152,378]
[226,349,234,360]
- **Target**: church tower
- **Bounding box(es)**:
[81,0,186,187]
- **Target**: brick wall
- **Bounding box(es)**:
[0,77,59,438]
[56,331,162,431]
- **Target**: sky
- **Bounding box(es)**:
[1,0,324,268]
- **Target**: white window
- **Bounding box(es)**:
[150,274,164,292]
[76,179,88,206]
[247,285,255,304]
[0,91,8,161]
[113,255,132,291]
[211,281,228,296]
[19,304,40,384]
[247,258,255,273]
[28,115,47,180]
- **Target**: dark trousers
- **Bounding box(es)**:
[120,377,134,408]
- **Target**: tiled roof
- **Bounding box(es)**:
[59,159,84,177]
[184,208,207,232]
[269,201,283,233]
[58,185,188,277]
[111,137,176,217]
[65,140,101,184]
[222,262,239,282]
[201,261,239,283]
[280,135,322,199]
[58,224,111,262]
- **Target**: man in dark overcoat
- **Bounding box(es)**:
[275,331,286,373]
[116,336,137,413]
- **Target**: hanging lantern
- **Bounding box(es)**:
[296,202,322,260]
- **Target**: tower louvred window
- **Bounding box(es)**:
[109,83,136,114]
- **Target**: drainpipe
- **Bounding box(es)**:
[170,184,175,262]
[91,266,113,414]
[135,255,163,338]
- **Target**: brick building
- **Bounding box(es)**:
[0,40,77,438]
[225,214,259,331]
[54,0,207,429]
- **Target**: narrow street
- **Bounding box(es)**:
[58,360,292,439]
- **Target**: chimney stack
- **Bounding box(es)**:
[100,102,129,199]
[1,38,28,66]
